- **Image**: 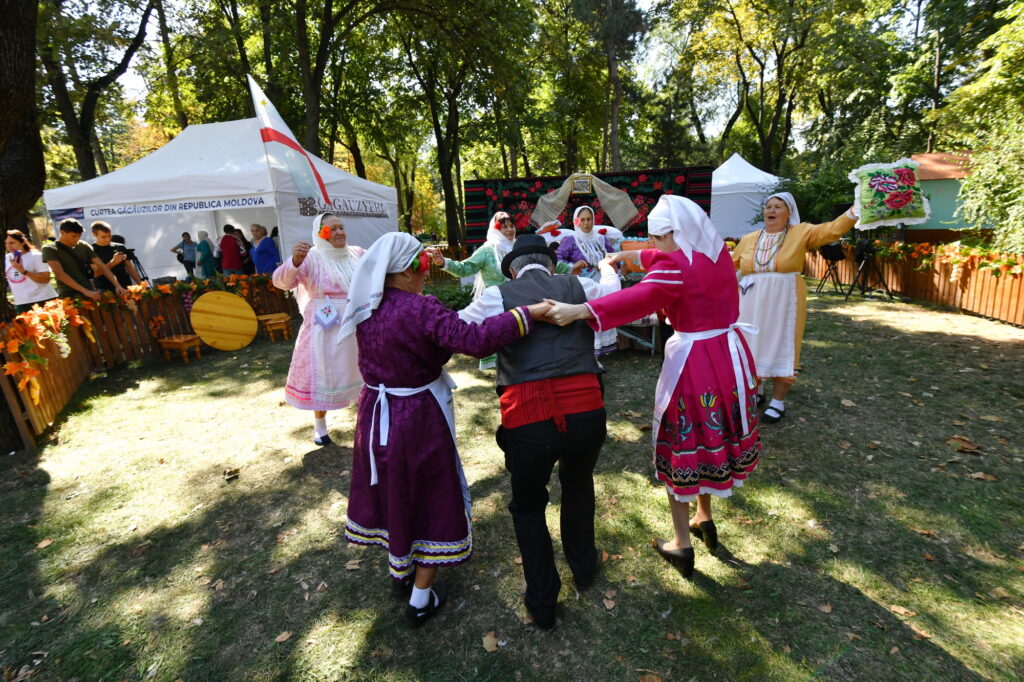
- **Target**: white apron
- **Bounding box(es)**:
[737,272,798,378]
[651,324,759,451]
[365,371,471,516]
[310,296,363,406]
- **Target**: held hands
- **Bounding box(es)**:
[425,247,446,267]
[292,241,312,266]
[526,301,553,320]
[84,290,101,301]
[570,261,587,275]
[542,299,587,326]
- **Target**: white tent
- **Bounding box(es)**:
[43,118,398,281]
[711,153,785,238]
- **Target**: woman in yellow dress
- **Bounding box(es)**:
[731,192,856,423]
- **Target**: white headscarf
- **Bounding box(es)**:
[486,211,515,262]
[536,220,572,246]
[307,212,359,293]
[765,192,801,226]
[647,195,724,264]
[571,206,608,265]
[337,231,423,342]
[197,230,216,254]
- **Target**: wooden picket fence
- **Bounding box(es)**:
[804,246,1024,326]
[0,286,296,451]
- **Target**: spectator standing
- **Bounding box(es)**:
[41,220,123,300]
[195,230,217,279]
[220,226,245,275]
[91,222,141,290]
[250,224,281,274]
[5,230,58,313]
[170,232,197,280]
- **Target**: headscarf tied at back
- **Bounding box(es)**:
[765,192,801,226]
[197,230,216,254]
[473,211,516,297]
[647,195,724,264]
[337,231,423,342]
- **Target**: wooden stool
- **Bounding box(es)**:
[158,334,202,363]
[257,313,293,342]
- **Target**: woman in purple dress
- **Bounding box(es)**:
[337,232,551,627]
[556,206,619,355]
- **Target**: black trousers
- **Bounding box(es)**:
[496,408,606,620]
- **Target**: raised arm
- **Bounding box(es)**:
[424,295,548,359]
[442,246,490,278]
[803,212,856,250]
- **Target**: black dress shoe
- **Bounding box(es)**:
[404,581,448,628]
[653,538,695,578]
[573,548,602,592]
[688,520,719,552]
[313,433,333,446]
[761,405,785,424]
[526,602,557,630]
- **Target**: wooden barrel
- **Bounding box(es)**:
[189,291,258,351]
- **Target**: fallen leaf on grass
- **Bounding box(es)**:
[910,528,939,538]
[840,399,856,407]
[665,632,677,641]
[625,410,644,419]
[639,424,652,431]
[196,576,211,585]
[866,442,879,450]
[344,559,362,570]
[979,415,1003,422]
[829,544,840,553]
[991,587,1012,600]
[603,598,616,610]
[909,623,932,640]
[968,471,998,482]
[275,631,292,643]
[818,604,832,614]
[734,577,752,590]
[482,631,499,652]
[129,541,152,557]
[639,674,662,682]
[222,468,240,482]
[604,589,618,599]
[602,549,610,563]
[783,645,792,654]
[945,436,981,453]
[36,538,53,549]
[890,646,900,655]
[513,556,523,565]
[889,605,917,617]
[212,579,225,591]
[922,553,937,562]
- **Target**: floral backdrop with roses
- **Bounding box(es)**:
[463,166,713,247]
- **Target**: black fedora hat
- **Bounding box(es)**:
[501,234,555,279]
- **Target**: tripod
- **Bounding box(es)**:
[844,242,893,301]
[815,242,846,294]
[128,253,150,283]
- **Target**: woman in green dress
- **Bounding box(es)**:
[195,230,218,279]
[429,212,575,369]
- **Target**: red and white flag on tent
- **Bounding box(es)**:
[247,74,330,203]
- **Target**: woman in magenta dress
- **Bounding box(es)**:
[546,195,761,577]
[337,232,550,627]
[273,213,365,445]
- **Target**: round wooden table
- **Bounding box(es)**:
[189,291,258,351]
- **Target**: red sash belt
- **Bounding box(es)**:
[499,373,603,432]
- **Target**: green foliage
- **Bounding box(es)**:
[423,279,474,310]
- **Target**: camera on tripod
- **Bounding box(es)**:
[854,236,876,263]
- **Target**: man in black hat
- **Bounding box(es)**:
[458,233,620,629]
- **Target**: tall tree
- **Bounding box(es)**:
[38,0,155,180]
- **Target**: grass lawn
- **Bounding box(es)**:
[1,289,1023,681]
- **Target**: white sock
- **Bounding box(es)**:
[409,585,432,609]
[313,417,328,439]
[768,399,785,412]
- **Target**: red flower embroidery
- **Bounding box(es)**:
[884,189,915,210]
[638,174,648,183]
[502,189,510,197]
[514,213,531,230]
[894,167,917,187]
[631,181,638,187]
[674,175,685,184]
[653,182,663,190]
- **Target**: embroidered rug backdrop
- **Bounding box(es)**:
[463,167,713,246]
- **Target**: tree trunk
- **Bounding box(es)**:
[404,164,415,231]
[605,8,622,172]
[91,129,109,174]
[341,118,366,178]
[156,0,188,129]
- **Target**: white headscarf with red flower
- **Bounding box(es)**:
[308,212,359,292]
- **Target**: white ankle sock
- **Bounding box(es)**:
[768,399,785,412]
[409,585,432,609]
[313,417,328,438]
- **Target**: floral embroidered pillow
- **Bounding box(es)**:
[848,158,931,229]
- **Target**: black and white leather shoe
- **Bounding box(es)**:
[762,405,785,424]
[313,433,333,446]
[404,581,448,628]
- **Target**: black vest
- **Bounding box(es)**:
[496,269,601,386]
